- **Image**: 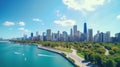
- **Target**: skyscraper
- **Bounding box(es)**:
[52,33,57,41]
[57,31,60,41]
[84,22,87,34]
[30,32,34,40]
[73,25,77,41]
[31,32,33,37]
[99,32,104,42]
[46,29,51,41]
[103,31,110,42]
[70,28,73,37]
[94,31,100,42]
[88,29,93,42]
[84,22,87,41]
[73,25,77,36]
[69,28,73,41]
[36,31,39,36]
[42,32,46,41]
[62,31,68,41]
[116,33,120,42]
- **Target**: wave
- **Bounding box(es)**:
[37,54,54,57]
[14,52,21,55]
[14,52,25,56]
[24,57,27,61]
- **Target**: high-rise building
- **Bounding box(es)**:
[88,29,93,42]
[46,29,51,41]
[36,31,39,36]
[69,28,73,41]
[52,33,57,41]
[84,22,87,41]
[73,25,77,41]
[73,25,77,36]
[99,32,104,42]
[70,28,73,37]
[76,31,81,41]
[30,32,34,40]
[84,22,87,34]
[31,32,33,37]
[94,31,100,42]
[115,33,120,42]
[42,32,46,41]
[103,31,110,42]
[62,31,68,41]
[57,31,60,41]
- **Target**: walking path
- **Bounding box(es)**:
[38,44,94,67]
[104,47,109,55]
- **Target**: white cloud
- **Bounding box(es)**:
[18,27,30,33]
[116,15,120,19]
[55,10,75,26]
[56,10,62,17]
[60,15,67,20]
[54,19,76,26]
[63,0,110,12]
[33,18,44,25]
[18,21,25,26]
[3,21,15,26]
[33,18,42,22]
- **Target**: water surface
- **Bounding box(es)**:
[0,42,74,67]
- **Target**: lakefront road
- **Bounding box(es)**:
[38,45,95,67]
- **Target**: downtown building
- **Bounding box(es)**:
[88,29,93,42]
[19,22,120,43]
[46,29,52,41]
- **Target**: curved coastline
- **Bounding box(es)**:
[37,45,78,67]
[0,41,75,67]
[8,41,77,67]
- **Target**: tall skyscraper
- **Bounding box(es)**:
[46,29,51,41]
[88,29,93,42]
[84,22,87,41]
[73,25,77,36]
[94,31,100,42]
[57,31,60,41]
[70,28,73,37]
[52,33,57,41]
[31,32,33,37]
[36,31,39,36]
[42,32,46,41]
[103,31,110,42]
[84,22,87,34]
[30,32,34,40]
[62,31,68,41]
[99,32,104,42]
[73,25,77,41]
[69,28,73,41]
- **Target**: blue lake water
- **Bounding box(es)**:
[0,42,74,67]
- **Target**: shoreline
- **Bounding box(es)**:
[37,44,83,67]
[37,45,77,67]
[9,41,90,67]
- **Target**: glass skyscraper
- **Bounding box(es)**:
[84,22,87,41]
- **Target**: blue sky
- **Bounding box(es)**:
[0,0,120,39]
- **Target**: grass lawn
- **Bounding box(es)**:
[55,47,73,53]
[77,52,84,58]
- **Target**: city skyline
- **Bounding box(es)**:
[14,22,120,42]
[0,0,120,39]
